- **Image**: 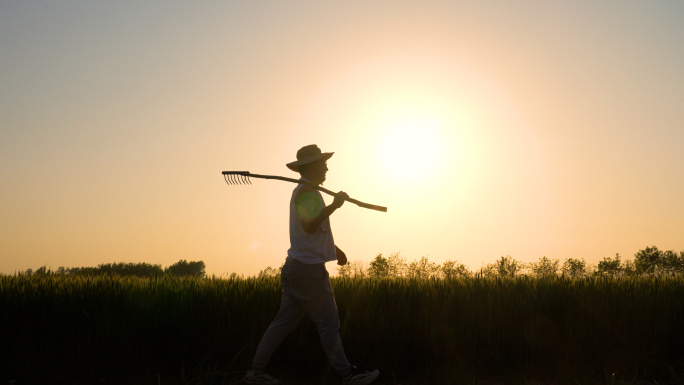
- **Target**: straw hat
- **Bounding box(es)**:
[286,144,334,172]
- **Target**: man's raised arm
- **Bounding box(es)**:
[295,186,349,234]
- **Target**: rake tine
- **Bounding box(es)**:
[224,172,249,185]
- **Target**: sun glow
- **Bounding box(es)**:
[377,117,445,183]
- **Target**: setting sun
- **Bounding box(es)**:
[377,117,445,182]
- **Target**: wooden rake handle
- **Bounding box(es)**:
[222,171,387,212]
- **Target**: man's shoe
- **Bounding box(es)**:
[243,369,281,384]
[342,365,380,385]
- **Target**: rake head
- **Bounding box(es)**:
[223,171,252,185]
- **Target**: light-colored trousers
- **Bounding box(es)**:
[251,259,352,377]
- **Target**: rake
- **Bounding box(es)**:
[222,171,387,212]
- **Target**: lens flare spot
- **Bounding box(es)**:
[249,241,261,252]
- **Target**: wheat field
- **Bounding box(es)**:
[1,274,683,384]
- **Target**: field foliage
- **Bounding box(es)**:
[2,273,684,384]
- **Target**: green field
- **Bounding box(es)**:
[2,274,683,384]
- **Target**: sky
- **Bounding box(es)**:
[1,1,683,277]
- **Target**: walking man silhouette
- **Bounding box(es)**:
[244,144,379,385]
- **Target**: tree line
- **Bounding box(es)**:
[14,245,682,279]
[256,245,684,279]
[17,260,206,278]
[333,246,684,279]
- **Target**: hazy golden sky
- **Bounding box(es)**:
[2,1,683,276]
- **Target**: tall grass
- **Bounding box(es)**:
[1,275,683,384]
[333,276,684,379]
